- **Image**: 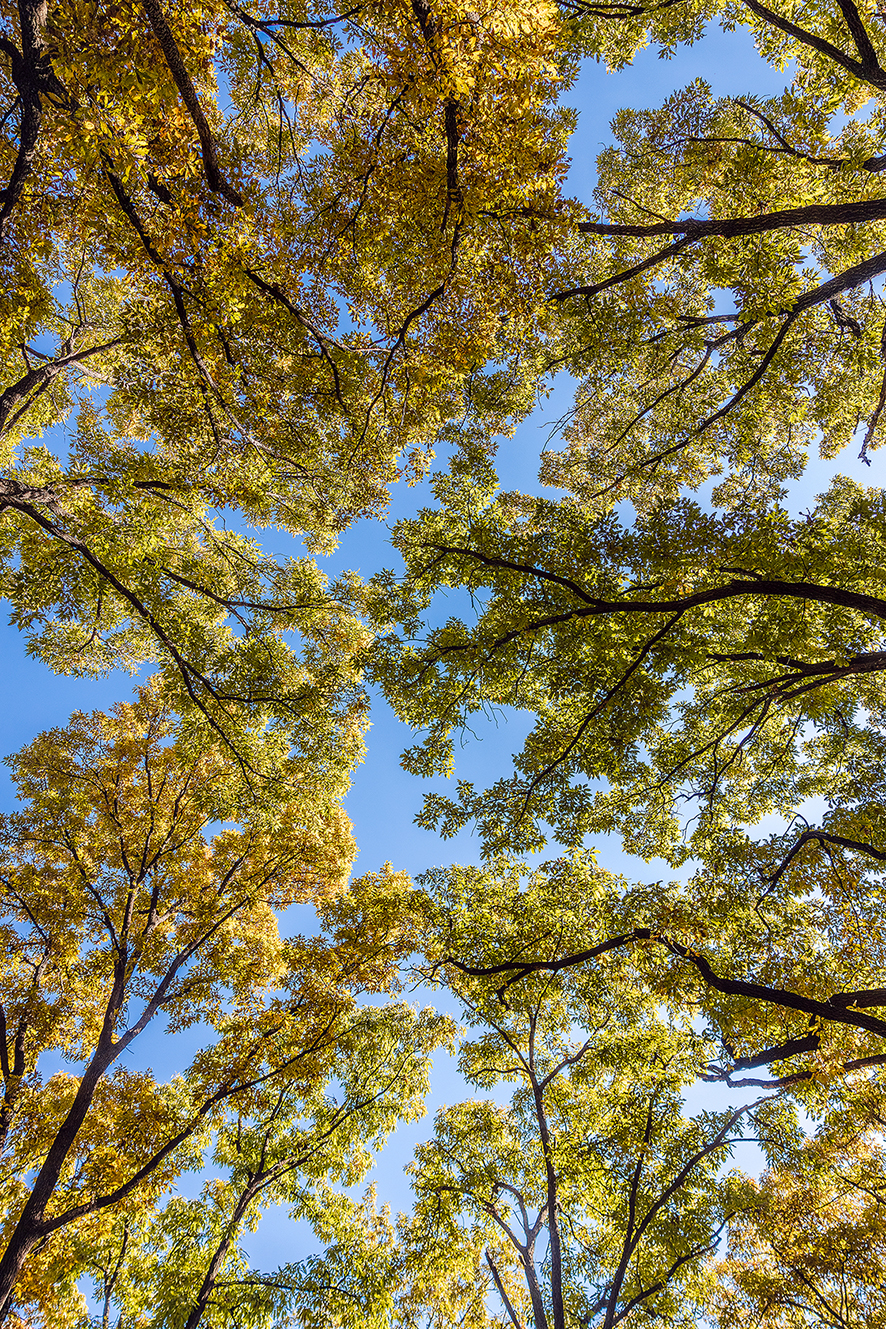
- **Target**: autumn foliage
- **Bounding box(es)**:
[4,0,886,1324]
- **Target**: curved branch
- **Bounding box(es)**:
[243,268,345,406]
[3,497,256,770]
[768,829,886,888]
[556,245,886,495]
[442,929,886,1040]
[517,610,685,815]
[421,547,886,623]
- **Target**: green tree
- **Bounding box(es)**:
[372,466,886,867]
[393,856,776,1329]
[8,0,886,1324]
[361,0,886,1136]
[548,0,886,509]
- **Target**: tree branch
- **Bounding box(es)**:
[737,0,884,89]
[442,929,886,1040]
[420,549,886,624]
[486,1251,526,1329]
[0,335,125,436]
[139,0,242,205]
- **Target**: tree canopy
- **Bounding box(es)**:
[0,0,575,770]
[5,0,886,1324]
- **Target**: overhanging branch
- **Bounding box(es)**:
[440,929,886,1040]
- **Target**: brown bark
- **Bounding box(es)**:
[139,0,242,205]
[182,1183,259,1329]
[444,930,886,1039]
[577,197,886,240]
[486,1251,526,1329]
[526,1021,565,1329]
[0,1,56,240]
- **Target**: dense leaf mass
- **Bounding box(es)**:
[0,0,576,770]
[376,469,886,863]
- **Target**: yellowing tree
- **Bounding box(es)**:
[7,0,886,1323]
[0,0,580,770]
[714,1096,886,1329]
[0,682,432,1321]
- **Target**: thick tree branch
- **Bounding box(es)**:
[442,930,886,1039]
[576,197,886,240]
[139,0,242,205]
[835,0,882,72]
[486,1250,526,1329]
[552,236,697,302]
[0,336,125,436]
[737,0,885,89]
[0,0,66,239]
[421,548,886,623]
